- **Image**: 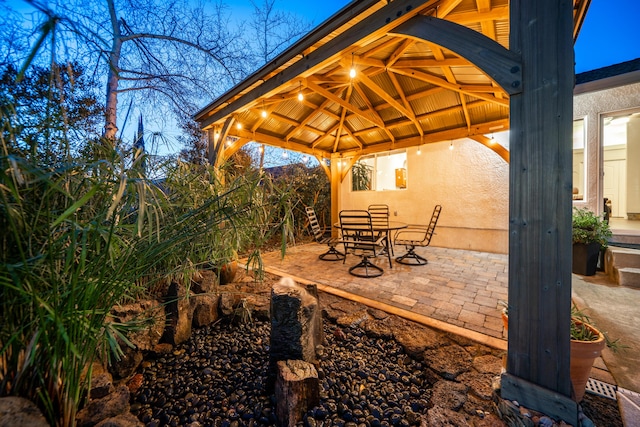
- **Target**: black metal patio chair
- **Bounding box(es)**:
[394,205,442,265]
[339,210,391,277]
[305,206,345,261]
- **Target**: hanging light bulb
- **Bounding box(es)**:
[297,81,303,101]
[489,133,495,144]
[236,122,242,130]
[259,145,264,153]
[260,100,267,118]
[282,150,289,159]
[302,155,308,163]
[449,141,454,151]
[349,52,356,79]
[417,146,422,155]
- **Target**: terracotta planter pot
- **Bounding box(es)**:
[570,320,605,402]
[501,311,509,331]
[501,315,604,402]
[219,260,238,285]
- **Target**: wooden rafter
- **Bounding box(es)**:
[390,67,509,106]
[387,71,422,136]
[355,72,421,129]
[333,86,352,152]
[285,97,334,141]
[306,77,386,128]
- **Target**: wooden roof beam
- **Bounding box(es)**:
[390,67,509,106]
[231,128,332,158]
[390,16,522,95]
[340,118,509,158]
[469,134,509,162]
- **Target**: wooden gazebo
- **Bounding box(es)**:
[195,0,592,423]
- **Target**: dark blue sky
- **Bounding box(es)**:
[274,0,640,74]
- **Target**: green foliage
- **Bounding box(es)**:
[0,62,103,163]
[0,75,297,427]
[572,207,612,246]
[351,160,372,191]
[571,304,625,351]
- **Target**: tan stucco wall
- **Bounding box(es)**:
[338,140,509,253]
[573,81,640,215]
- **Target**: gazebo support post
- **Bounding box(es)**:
[502,0,577,424]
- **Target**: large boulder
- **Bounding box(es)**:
[0,397,48,427]
[160,281,193,346]
[192,293,220,327]
[110,299,165,352]
[269,278,322,377]
[76,385,131,427]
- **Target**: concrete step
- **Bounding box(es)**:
[605,246,640,288]
[618,267,640,289]
[608,246,640,269]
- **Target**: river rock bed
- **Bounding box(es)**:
[131,318,442,427]
[128,272,623,427]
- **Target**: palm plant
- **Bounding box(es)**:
[1,78,296,427]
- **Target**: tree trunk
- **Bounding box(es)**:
[104,0,121,142]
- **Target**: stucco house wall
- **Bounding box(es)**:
[573,76,640,216]
[338,140,509,253]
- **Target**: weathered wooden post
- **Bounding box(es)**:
[501,0,577,424]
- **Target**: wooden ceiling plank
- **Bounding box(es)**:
[361,37,402,59]
[312,122,340,149]
[234,128,331,158]
[428,44,458,84]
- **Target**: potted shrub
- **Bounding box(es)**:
[572,207,611,276]
[499,303,621,402]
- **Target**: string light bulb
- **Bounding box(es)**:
[282,150,289,159]
[349,53,356,79]
[417,146,421,155]
[449,141,454,151]
[302,155,308,163]
[489,133,495,144]
[297,81,303,101]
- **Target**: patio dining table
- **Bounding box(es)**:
[334,220,408,259]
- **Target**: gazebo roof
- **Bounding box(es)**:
[194,0,590,161]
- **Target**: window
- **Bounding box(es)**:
[351,150,407,192]
[572,119,586,201]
